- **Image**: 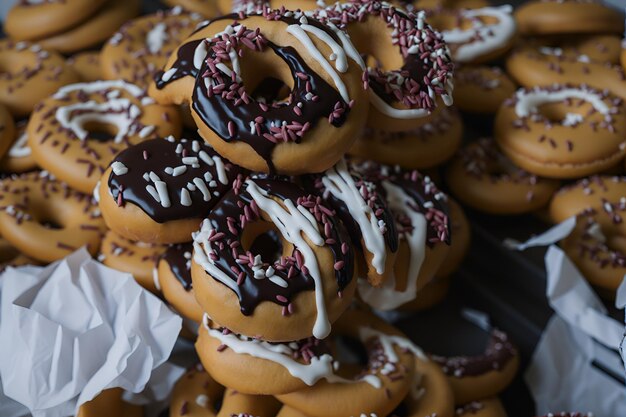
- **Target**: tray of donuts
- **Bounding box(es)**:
[0,0,624,416]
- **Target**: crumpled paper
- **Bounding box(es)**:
[0,249,183,417]
[524,245,626,415]
[503,216,576,250]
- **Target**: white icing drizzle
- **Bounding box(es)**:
[194,179,332,339]
[7,131,31,158]
[358,327,427,361]
[321,160,387,275]
[286,24,350,102]
[358,181,427,310]
[146,22,169,54]
[53,80,152,103]
[299,23,348,73]
[369,90,430,119]
[514,87,610,118]
[441,5,516,63]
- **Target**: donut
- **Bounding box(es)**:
[77,388,143,417]
[349,104,463,169]
[622,39,626,71]
[309,1,454,131]
[430,6,516,65]
[163,0,222,16]
[192,175,356,341]
[506,43,626,102]
[514,0,624,36]
[523,35,623,65]
[548,175,626,224]
[402,0,490,11]
[0,104,16,160]
[67,52,103,82]
[153,11,368,174]
[398,276,451,312]
[98,136,243,244]
[431,328,519,405]
[0,120,38,174]
[169,363,224,417]
[455,398,507,417]
[435,198,470,278]
[36,0,141,55]
[453,66,516,114]
[0,171,105,263]
[336,162,450,310]
[98,230,167,293]
[27,80,181,194]
[217,388,282,417]
[101,8,204,89]
[4,0,107,42]
[0,40,79,117]
[494,85,626,179]
[446,138,560,215]
[274,309,423,416]
[157,242,204,323]
[536,413,594,417]
[560,202,626,297]
[305,159,399,287]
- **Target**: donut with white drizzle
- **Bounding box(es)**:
[157,242,204,323]
[152,9,368,174]
[495,84,626,179]
[0,40,79,117]
[430,5,517,65]
[99,136,243,244]
[304,159,397,287]
[0,104,15,160]
[308,0,454,131]
[348,160,450,310]
[192,175,355,341]
[27,80,181,194]
[0,120,37,173]
[101,7,204,89]
[0,171,106,263]
[446,138,560,215]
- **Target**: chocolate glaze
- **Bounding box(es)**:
[162,242,193,291]
[154,39,204,89]
[198,176,354,315]
[108,137,243,223]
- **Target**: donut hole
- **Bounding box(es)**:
[334,335,369,367]
[83,120,118,142]
[347,17,403,71]
[241,221,290,265]
[239,49,294,105]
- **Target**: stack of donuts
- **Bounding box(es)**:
[4,0,622,415]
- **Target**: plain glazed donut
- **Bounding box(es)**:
[310,1,454,131]
[548,175,626,224]
[506,43,626,102]
[5,0,107,42]
[514,0,624,36]
[430,6,517,65]
[77,388,143,417]
[325,160,450,310]
[153,11,368,174]
[0,171,105,263]
[192,175,356,341]
[494,85,626,179]
[560,203,626,297]
[0,120,37,174]
[453,66,516,114]
[0,105,15,160]
[0,40,79,117]
[27,80,181,194]
[99,230,167,293]
[275,309,423,416]
[349,105,463,169]
[435,198,470,278]
[446,138,560,215]
[36,0,141,55]
[431,328,519,405]
[101,8,203,89]
[157,242,204,323]
[455,398,507,417]
[305,159,399,287]
[99,136,242,244]
[169,363,224,417]
[67,52,103,82]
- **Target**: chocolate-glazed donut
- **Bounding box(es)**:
[99,136,243,244]
[192,175,356,341]
[152,11,368,174]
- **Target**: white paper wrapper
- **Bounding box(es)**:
[503,216,576,250]
[0,249,183,417]
[525,245,626,414]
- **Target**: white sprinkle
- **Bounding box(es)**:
[138,125,155,139]
[111,161,128,176]
[180,188,192,206]
[165,167,174,175]
[143,172,150,181]
[193,178,211,201]
[149,171,162,182]
[182,156,199,165]
[269,275,289,288]
[204,171,213,182]
[155,181,171,207]
[175,144,183,154]
[208,180,217,187]
[161,67,177,82]
[192,140,200,152]
[172,166,187,176]
[198,150,214,165]
[195,395,209,408]
[146,185,160,202]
